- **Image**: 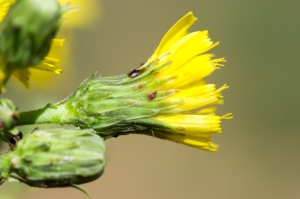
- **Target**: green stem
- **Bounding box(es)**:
[18,103,69,126]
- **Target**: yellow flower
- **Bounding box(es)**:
[138,12,232,151]
[23,12,231,152]
[0,0,65,90]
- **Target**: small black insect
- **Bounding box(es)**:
[128,66,145,78]
[8,131,23,149]
[128,69,140,78]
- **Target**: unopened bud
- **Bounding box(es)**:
[9,128,106,187]
[0,0,66,68]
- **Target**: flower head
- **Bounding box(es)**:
[34,12,231,152]
[0,0,67,90]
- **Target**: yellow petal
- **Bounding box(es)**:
[149,12,197,62]
[154,131,218,151]
[155,114,222,135]
[175,84,228,110]
[161,54,219,89]
[0,0,14,22]
[183,138,218,152]
[12,68,30,88]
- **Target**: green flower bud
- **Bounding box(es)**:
[5,128,105,187]
[0,0,66,68]
[0,98,19,132]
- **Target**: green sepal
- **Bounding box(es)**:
[86,99,139,113]
[137,99,183,111]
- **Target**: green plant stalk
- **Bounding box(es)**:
[18,103,70,126]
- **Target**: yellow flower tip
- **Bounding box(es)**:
[195,107,217,115]
[51,39,65,47]
[217,84,229,92]
[151,12,198,59]
[32,55,63,75]
[54,69,63,74]
[183,139,208,147]
[215,99,224,105]
[183,139,219,152]
[211,57,226,69]
[204,142,219,152]
[213,57,227,63]
[221,113,233,119]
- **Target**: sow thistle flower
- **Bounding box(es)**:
[0,0,67,90]
[19,12,232,152]
[0,128,106,188]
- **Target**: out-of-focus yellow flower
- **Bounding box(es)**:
[0,0,102,90]
[137,12,232,151]
[0,0,64,89]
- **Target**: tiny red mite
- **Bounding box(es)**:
[147,91,157,100]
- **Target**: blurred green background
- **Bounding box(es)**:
[1,0,300,198]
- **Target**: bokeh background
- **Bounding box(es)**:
[1,0,300,198]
